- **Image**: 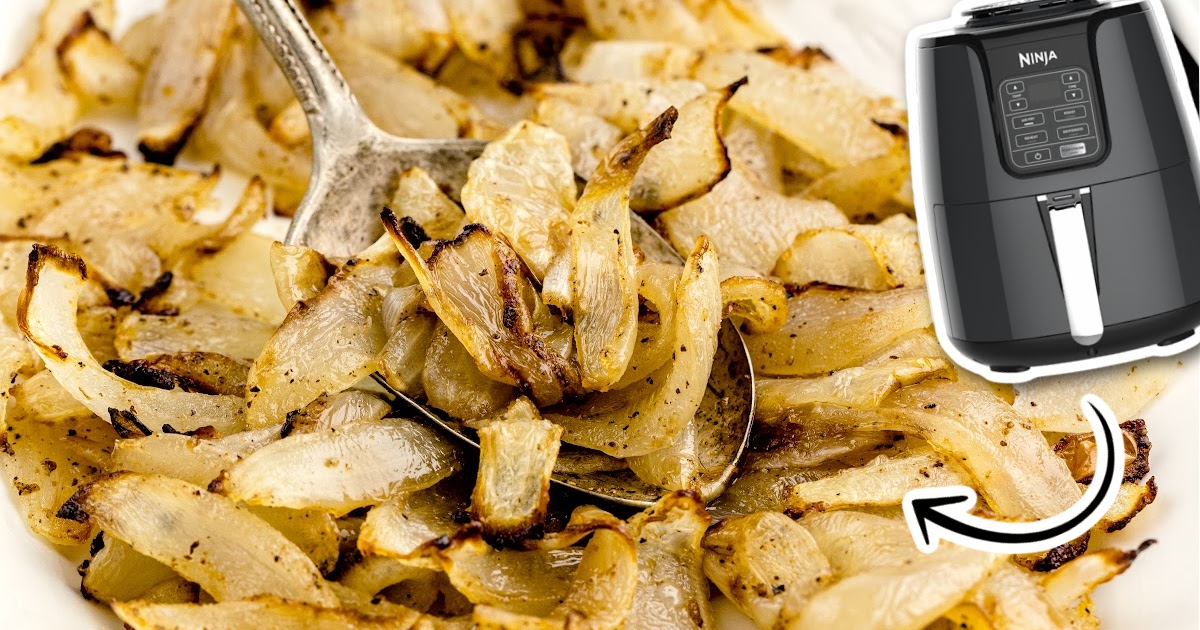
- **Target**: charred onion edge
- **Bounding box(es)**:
[1054,419,1151,484]
[17,245,87,360]
[1018,533,1092,573]
[380,211,578,400]
[32,128,125,164]
[102,358,208,394]
[1104,477,1158,533]
[607,105,677,170]
[56,471,138,523]
[108,408,152,438]
[758,46,833,69]
[635,79,746,212]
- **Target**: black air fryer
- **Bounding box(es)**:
[909,0,1200,378]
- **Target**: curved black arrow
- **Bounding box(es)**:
[902,393,1123,554]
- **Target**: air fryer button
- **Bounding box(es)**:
[1057,124,1090,140]
[1012,113,1044,129]
[1015,130,1048,147]
[1064,89,1084,102]
[1060,143,1088,158]
[1008,98,1028,112]
[1054,106,1087,122]
[1024,148,1052,164]
[1006,81,1025,94]
[1061,71,1081,85]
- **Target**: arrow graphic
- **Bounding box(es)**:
[902,393,1123,555]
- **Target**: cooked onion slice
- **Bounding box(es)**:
[436,537,584,615]
[214,417,458,515]
[469,526,638,629]
[532,97,625,179]
[250,506,342,575]
[693,50,900,170]
[798,511,1000,630]
[625,323,753,498]
[188,232,289,325]
[9,370,89,423]
[746,286,931,376]
[774,216,924,291]
[113,597,427,630]
[719,274,788,334]
[471,398,562,538]
[571,41,700,83]
[460,121,576,280]
[720,112,785,193]
[81,533,179,603]
[682,0,786,49]
[702,511,832,629]
[787,448,968,514]
[1012,358,1175,433]
[548,237,721,457]
[0,0,96,160]
[443,0,522,80]
[284,391,392,437]
[2,412,117,545]
[57,17,141,109]
[10,154,225,289]
[358,481,468,560]
[59,472,338,606]
[335,555,440,602]
[709,468,841,517]
[192,41,309,212]
[802,148,914,222]
[534,80,704,140]
[742,423,896,473]
[385,217,578,406]
[570,108,676,391]
[1041,545,1147,612]
[580,0,710,47]
[390,167,467,242]
[944,562,1062,630]
[316,0,454,73]
[625,492,713,630]
[270,243,333,312]
[18,246,245,434]
[1054,419,1149,484]
[325,31,487,140]
[630,82,741,212]
[806,380,1081,521]
[245,238,400,428]
[116,303,276,362]
[1096,479,1157,533]
[0,317,34,413]
[755,357,954,422]
[110,425,279,487]
[422,321,518,420]
[657,163,846,275]
[136,0,234,163]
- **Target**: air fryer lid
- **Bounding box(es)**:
[963,0,1102,26]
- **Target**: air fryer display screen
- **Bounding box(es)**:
[1026,78,1063,104]
[998,67,1102,172]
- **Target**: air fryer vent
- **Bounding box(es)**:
[965,0,1100,26]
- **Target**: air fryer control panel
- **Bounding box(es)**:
[999,67,1102,170]
[986,30,1108,175]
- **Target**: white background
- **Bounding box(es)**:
[0,1,1196,628]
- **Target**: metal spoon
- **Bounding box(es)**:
[236,0,755,507]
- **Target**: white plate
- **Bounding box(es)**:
[0,1,1196,628]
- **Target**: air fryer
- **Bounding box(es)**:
[908,0,1200,378]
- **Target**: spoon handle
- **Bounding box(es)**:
[233,0,369,144]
